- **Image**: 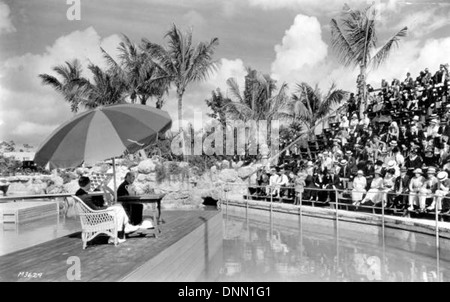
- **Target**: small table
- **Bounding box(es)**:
[117,194,165,236]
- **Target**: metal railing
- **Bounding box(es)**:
[221,182,450,251]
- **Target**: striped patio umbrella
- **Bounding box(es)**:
[34,104,172,169]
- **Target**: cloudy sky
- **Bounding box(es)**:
[1,0,450,146]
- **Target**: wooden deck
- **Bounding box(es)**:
[0,210,222,282]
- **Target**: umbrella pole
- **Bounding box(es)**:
[113,158,117,203]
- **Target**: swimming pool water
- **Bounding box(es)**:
[217,208,450,282]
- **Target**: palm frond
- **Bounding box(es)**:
[226,77,244,103]
[316,87,347,120]
[38,74,62,91]
[330,19,357,67]
[371,26,408,70]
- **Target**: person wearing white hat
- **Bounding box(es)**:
[352,170,367,205]
[425,118,441,142]
[427,171,450,212]
[386,160,400,178]
[338,159,350,179]
[381,168,397,207]
[408,168,426,211]
[417,167,438,212]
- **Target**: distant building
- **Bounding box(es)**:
[2,152,36,162]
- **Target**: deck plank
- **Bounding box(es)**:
[0,210,219,282]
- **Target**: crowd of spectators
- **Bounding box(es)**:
[251,64,450,215]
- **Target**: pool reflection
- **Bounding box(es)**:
[219,213,449,282]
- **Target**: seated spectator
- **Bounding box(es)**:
[408,168,426,211]
[305,161,315,176]
[382,168,397,207]
[359,169,384,206]
[427,171,450,212]
[418,167,438,212]
[258,167,270,196]
[405,148,423,176]
[278,168,290,197]
[388,166,410,209]
[388,122,399,141]
[352,170,367,204]
[337,159,351,179]
[75,176,140,244]
[303,174,318,201]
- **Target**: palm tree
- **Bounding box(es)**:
[101,35,171,107]
[330,3,407,117]
[80,64,127,109]
[39,59,85,113]
[141,24,219,132]
[283,82,347,136]
[224,68,289,158]
[225,67,287,123]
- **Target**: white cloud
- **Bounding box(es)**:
[12,122,56,137]
[390,8,450,38]
[182,10,206,28]
[0,27,122,145]
[248,0,401,14]
[368,37,450,86]
[0,1,15,34]
[271,14,328,85]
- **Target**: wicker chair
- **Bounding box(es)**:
[72,196,118,249]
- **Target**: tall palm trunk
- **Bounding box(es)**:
[177,89,187,158]
[359,64,367,118]
[177,91,183,132]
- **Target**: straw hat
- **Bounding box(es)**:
[413,168,423,174]
[340,159,348,165]
[427,167,436,175]
[387,160,396,169]
[390,141,398,147]
[438,171,448,182]
[357,170,364,175]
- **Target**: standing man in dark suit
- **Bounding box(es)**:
[324,167,341,203]
[117,172,144,226]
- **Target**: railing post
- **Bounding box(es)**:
[435,192,440,251]
[335,188,339,223]
[299,188,302,220]
[381,192,385,235]
[56,198,60,226]
[270,191,273,218]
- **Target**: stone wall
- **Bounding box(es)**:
[2,158,259,210]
